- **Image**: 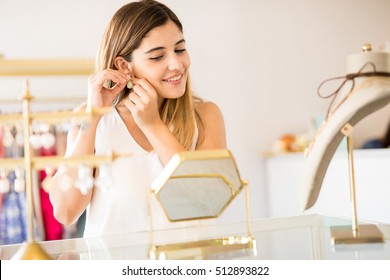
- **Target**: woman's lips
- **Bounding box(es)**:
[163,74,183,84]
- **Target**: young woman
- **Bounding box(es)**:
[50,0,226,237]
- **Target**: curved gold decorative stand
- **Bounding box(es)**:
[330,123,384,245]
[303,44,390,245]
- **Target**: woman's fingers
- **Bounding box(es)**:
[88,69,130,107]
[90,70,128,93]
[131,77,157,98]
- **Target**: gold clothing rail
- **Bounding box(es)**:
[0,58,94,76]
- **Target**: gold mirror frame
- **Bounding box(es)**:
[147,149,256,259]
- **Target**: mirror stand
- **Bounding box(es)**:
[147,150,257,260]
[330,123,384,245]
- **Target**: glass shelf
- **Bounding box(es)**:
[1,214,389,260]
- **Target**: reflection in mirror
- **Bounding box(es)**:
[158,177,232,221]
[151,149,245,222]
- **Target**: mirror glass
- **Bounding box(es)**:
[152,150,244,222]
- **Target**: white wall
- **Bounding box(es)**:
[1,0,389,222]
[265,149,390,224]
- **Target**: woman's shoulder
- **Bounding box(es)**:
[194,100,223,117]
[193,99,226,148]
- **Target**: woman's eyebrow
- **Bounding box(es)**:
[175,39,186,45]
[144,39,186,54]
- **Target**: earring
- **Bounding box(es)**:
[14,167,26,193]
[127,79,134,90]
[0,168,10,193]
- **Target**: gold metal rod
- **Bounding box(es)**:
[0,59,94,76]
[0,153,130,169]
[0,107,112,124]
[347,135,359,236]
[244,180,253,237]
[0,113,23,122]
[22,81,35,243]
[0,158,24,168]
[147,188,154,245]
[31,153,127,169]
[331,123,384,245]
[0,97,85,104]
[30,107,112,122]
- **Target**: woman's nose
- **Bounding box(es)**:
[167,53,182,71]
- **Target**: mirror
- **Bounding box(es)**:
[148,149,256,260]
[151,149,245,222]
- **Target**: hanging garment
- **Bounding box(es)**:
[0,173,28,245]
[38,140,63,241]
[0,127,4,219]
[0,126,29,245]
[0,126,39,244]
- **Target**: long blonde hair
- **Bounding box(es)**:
[96,0,199,150]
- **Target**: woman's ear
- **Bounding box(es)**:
[114,57,131,74]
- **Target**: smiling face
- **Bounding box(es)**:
[130,20,191,99]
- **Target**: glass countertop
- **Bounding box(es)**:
[1,214,389,260]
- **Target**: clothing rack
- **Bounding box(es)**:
[0,58,128,259]
[0,58,94,76]
[0,58,94,114]
[0,57,94,250]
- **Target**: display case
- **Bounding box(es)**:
[0,214,389,259]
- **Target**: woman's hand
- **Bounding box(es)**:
[87,69,129,112]
[123,78,162,129]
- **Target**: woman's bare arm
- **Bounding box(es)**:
[49,104,98,225]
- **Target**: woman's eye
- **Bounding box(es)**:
[150,55,163,61]
[149,49,186,61]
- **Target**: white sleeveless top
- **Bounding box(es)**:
[83,108,212,237]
